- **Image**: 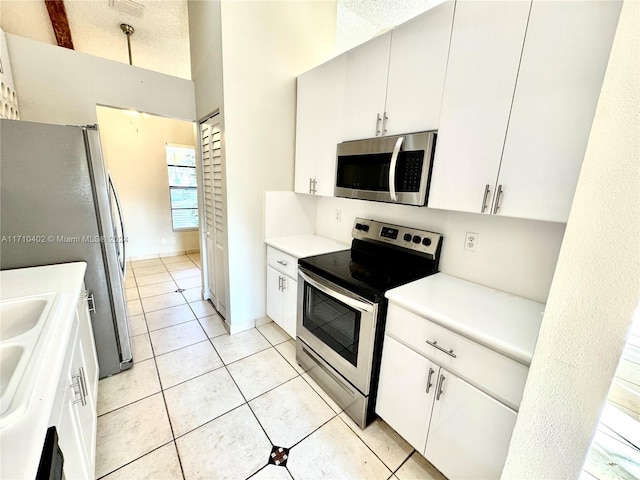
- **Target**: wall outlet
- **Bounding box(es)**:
[335,210,342,222]
[464,232,479,252]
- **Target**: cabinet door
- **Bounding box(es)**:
[425,369,517,480]
[294,69,318,195]
[281,276,297,339]
[496,0,622,222]
[77,293,98,406]
[376,335,437,452]
[384,1,455,136]
[294,55,346,196]
[313,55,346,196]
[428,0,531,214]
[266,266,283,325]
[341,32,392,141]
[70,337,96,478]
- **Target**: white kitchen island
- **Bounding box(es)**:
[0,262,98,479]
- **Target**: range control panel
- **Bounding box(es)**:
[352,217,441,258]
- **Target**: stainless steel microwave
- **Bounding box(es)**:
[334,131,436,206]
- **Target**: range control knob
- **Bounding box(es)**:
[403,233,412,242]
[422,237,432,246]
[412,235,421,244]
[355,223,369,232]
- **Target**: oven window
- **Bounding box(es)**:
[303,283,360,367]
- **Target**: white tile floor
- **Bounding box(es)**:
[95,253,446,480]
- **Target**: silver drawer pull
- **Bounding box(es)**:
[277,260,288,266]
[426,339,456,358]
[436,373,446,401]
[426,367,435,394]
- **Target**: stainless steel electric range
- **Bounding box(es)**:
[296,217,443,428]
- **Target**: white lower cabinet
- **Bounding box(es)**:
[266,252,298,338]
[375,335,435,452]
[52,290,98,479]
[377,305,525,479]
[425,369,517,480]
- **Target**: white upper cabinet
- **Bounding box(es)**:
[495,0,622,223]
[430,0,621,222]
[384,0,455,136]
[341,32,392,141]
[428,0,531,214]
[294,54,346,196]
[341,1,455,141]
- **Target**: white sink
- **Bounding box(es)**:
[0,298,49,341]
[0,293,57,420]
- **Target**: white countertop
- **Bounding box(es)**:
[0,262,87,479]
[385,273,545,365]
[265,234,349,258]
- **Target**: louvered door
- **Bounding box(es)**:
[200,114,227,318]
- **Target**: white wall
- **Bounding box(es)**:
[315,196,565,303]
[188,0,224,121]
[96,106,199,259]
[199,0,336,331]
[502,1,640,477]
[5,33,195,125]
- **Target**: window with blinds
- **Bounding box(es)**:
[166,144,198,230]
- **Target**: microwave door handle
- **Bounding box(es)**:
[389,136,404,202]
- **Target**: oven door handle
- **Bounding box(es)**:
[388,136,404,202]
[299,269,375,313]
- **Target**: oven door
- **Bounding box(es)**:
[297,267,379,394]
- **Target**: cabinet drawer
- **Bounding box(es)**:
[267,247,297,278]
[385,303,528,410]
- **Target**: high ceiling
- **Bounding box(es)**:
[0,0,437,81]
[0,0,191,79]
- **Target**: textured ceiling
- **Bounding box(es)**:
[0,0,191,79]
[0,0,437,82]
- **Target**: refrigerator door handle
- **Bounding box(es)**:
[108,173,127,277]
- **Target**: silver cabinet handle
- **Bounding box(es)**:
[389,136,404,202]
[70,368,87,406]
[493,184,504,214]
[277,260,288,267]
[309,178,313,194]
[481,184,491,213]
[382,111,388,135]
[87,293,96,313]
[425,339,456,358]
[375,113,382,136]
[426,367,435,394]
[312,178,317,194]
[278,276,283,291]
[436,373,446,401]
[281,276,287,291]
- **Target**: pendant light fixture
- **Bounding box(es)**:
[120,23,135,65]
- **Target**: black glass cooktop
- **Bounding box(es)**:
[298,239,439,303]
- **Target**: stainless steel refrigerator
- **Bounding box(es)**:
[0,119,133,378]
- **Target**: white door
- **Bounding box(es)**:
[428,0,531,214]
[281,276,297,338]
[294,69,318,195]
[266,265,283,326]
[384,0,455,135]
[425,369,517,480]
[200,114,227,318]
[376,335,437,453]
[341,32,391,141]
[496,0,622,222]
